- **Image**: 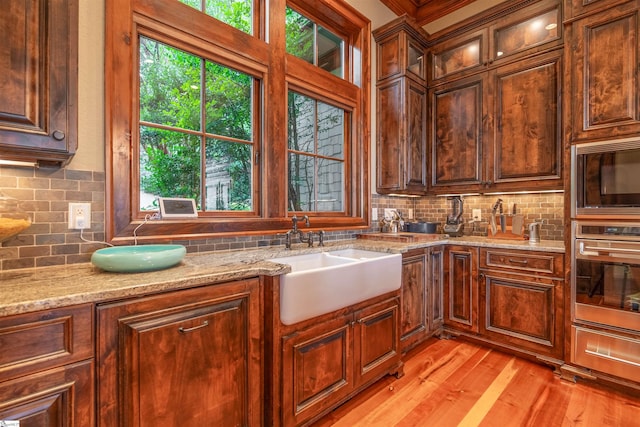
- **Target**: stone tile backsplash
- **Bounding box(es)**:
[0,166,565,271]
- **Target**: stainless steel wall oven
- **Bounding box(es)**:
[571,221,640,383]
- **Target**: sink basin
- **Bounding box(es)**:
[91,244,186,273]
[271,249,402,325]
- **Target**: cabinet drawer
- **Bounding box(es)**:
[480,248,563,276]
[572,326,640,383]
[0,304,93,382]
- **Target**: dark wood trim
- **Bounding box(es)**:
[105,0,370,242]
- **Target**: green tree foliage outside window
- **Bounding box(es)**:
[139,37,254,212]
[180,0,253,35]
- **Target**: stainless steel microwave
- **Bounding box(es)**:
[572,138,640,218]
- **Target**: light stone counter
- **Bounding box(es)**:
[0,237,564,317]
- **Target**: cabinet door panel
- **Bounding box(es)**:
[377,79,403,192]
[571,5,640,141]
[492,51,562,188]
[400,251,427,349]
[123,300,249,426]
[444,246,479,333]
[0,361,94,427]
[431,76,485,191]
[282,317,352,426]
[406,80,427,190]
[0,0,77,164]
[429,246,445,331]
[354,298,400,387]
[481,274,561,357]
[97,279,262,427]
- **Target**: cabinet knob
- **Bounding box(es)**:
[479,272,485,279]
[52,130,65,141]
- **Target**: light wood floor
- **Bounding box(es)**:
[311,338,640,427]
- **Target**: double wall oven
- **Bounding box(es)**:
[571,138,640,384]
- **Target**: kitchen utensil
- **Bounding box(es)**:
[512,215,524,235]
[490,198,502,236]
[499,203,506,232]
[490,213,497,235]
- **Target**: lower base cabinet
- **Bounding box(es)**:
[443,246,564,361]
[96,278,262,427]
[479,248,564,359]
[0,360,94,425]
[274,292,402,427]
[400,246,444,352]
[0,304,94,426]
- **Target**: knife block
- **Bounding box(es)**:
[491,214,526,240]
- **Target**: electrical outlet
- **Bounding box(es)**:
[68,203,91,230]
[407,209,414,219]
[384,208,397,220]
[472,208,482,222]
[372,208,378,221]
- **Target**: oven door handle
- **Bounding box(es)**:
[580,242,640,259]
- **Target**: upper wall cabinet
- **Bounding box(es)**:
[430,0,562,85]
[0,0,78,166]
[565,0,631,19]
[374,17,429,195]
[429,0,563,194]
[567,0,640,143]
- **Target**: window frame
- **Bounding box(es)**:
[105,0,370,243]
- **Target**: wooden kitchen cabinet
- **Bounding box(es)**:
[280,296,401,426]
[567,0,640,143]
[490,50,562,191]
[0,304,94,426]
[0,0,78,166]
[478,248,564,360]
[430,74,487,191]
[374,17,429,195]
[97,278,263,427]
[400,246,444,352]
[429,0,563,194]
[444,245,479,333]
[565,0,631,20]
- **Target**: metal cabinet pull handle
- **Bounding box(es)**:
[179,320,209,333]
[508,258,528,265]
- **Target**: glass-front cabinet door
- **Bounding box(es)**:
[430,29,487,83]
[490,0,562,63]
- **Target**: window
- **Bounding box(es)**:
[138,37,256,212]
[105,0,369,241]
[179,0,253,34]
[288,91,346,212]
[285,6,344,77]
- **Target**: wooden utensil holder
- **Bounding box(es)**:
[491,214,526,240]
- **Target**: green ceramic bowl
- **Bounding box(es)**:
[91,244,186,273]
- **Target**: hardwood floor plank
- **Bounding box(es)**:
[457,357,519,427]
[479,358,569,426]
[396,346,513,426]
[320,339,484,426]
[312,338,640,427]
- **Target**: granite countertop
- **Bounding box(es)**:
[0,236,565,317]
